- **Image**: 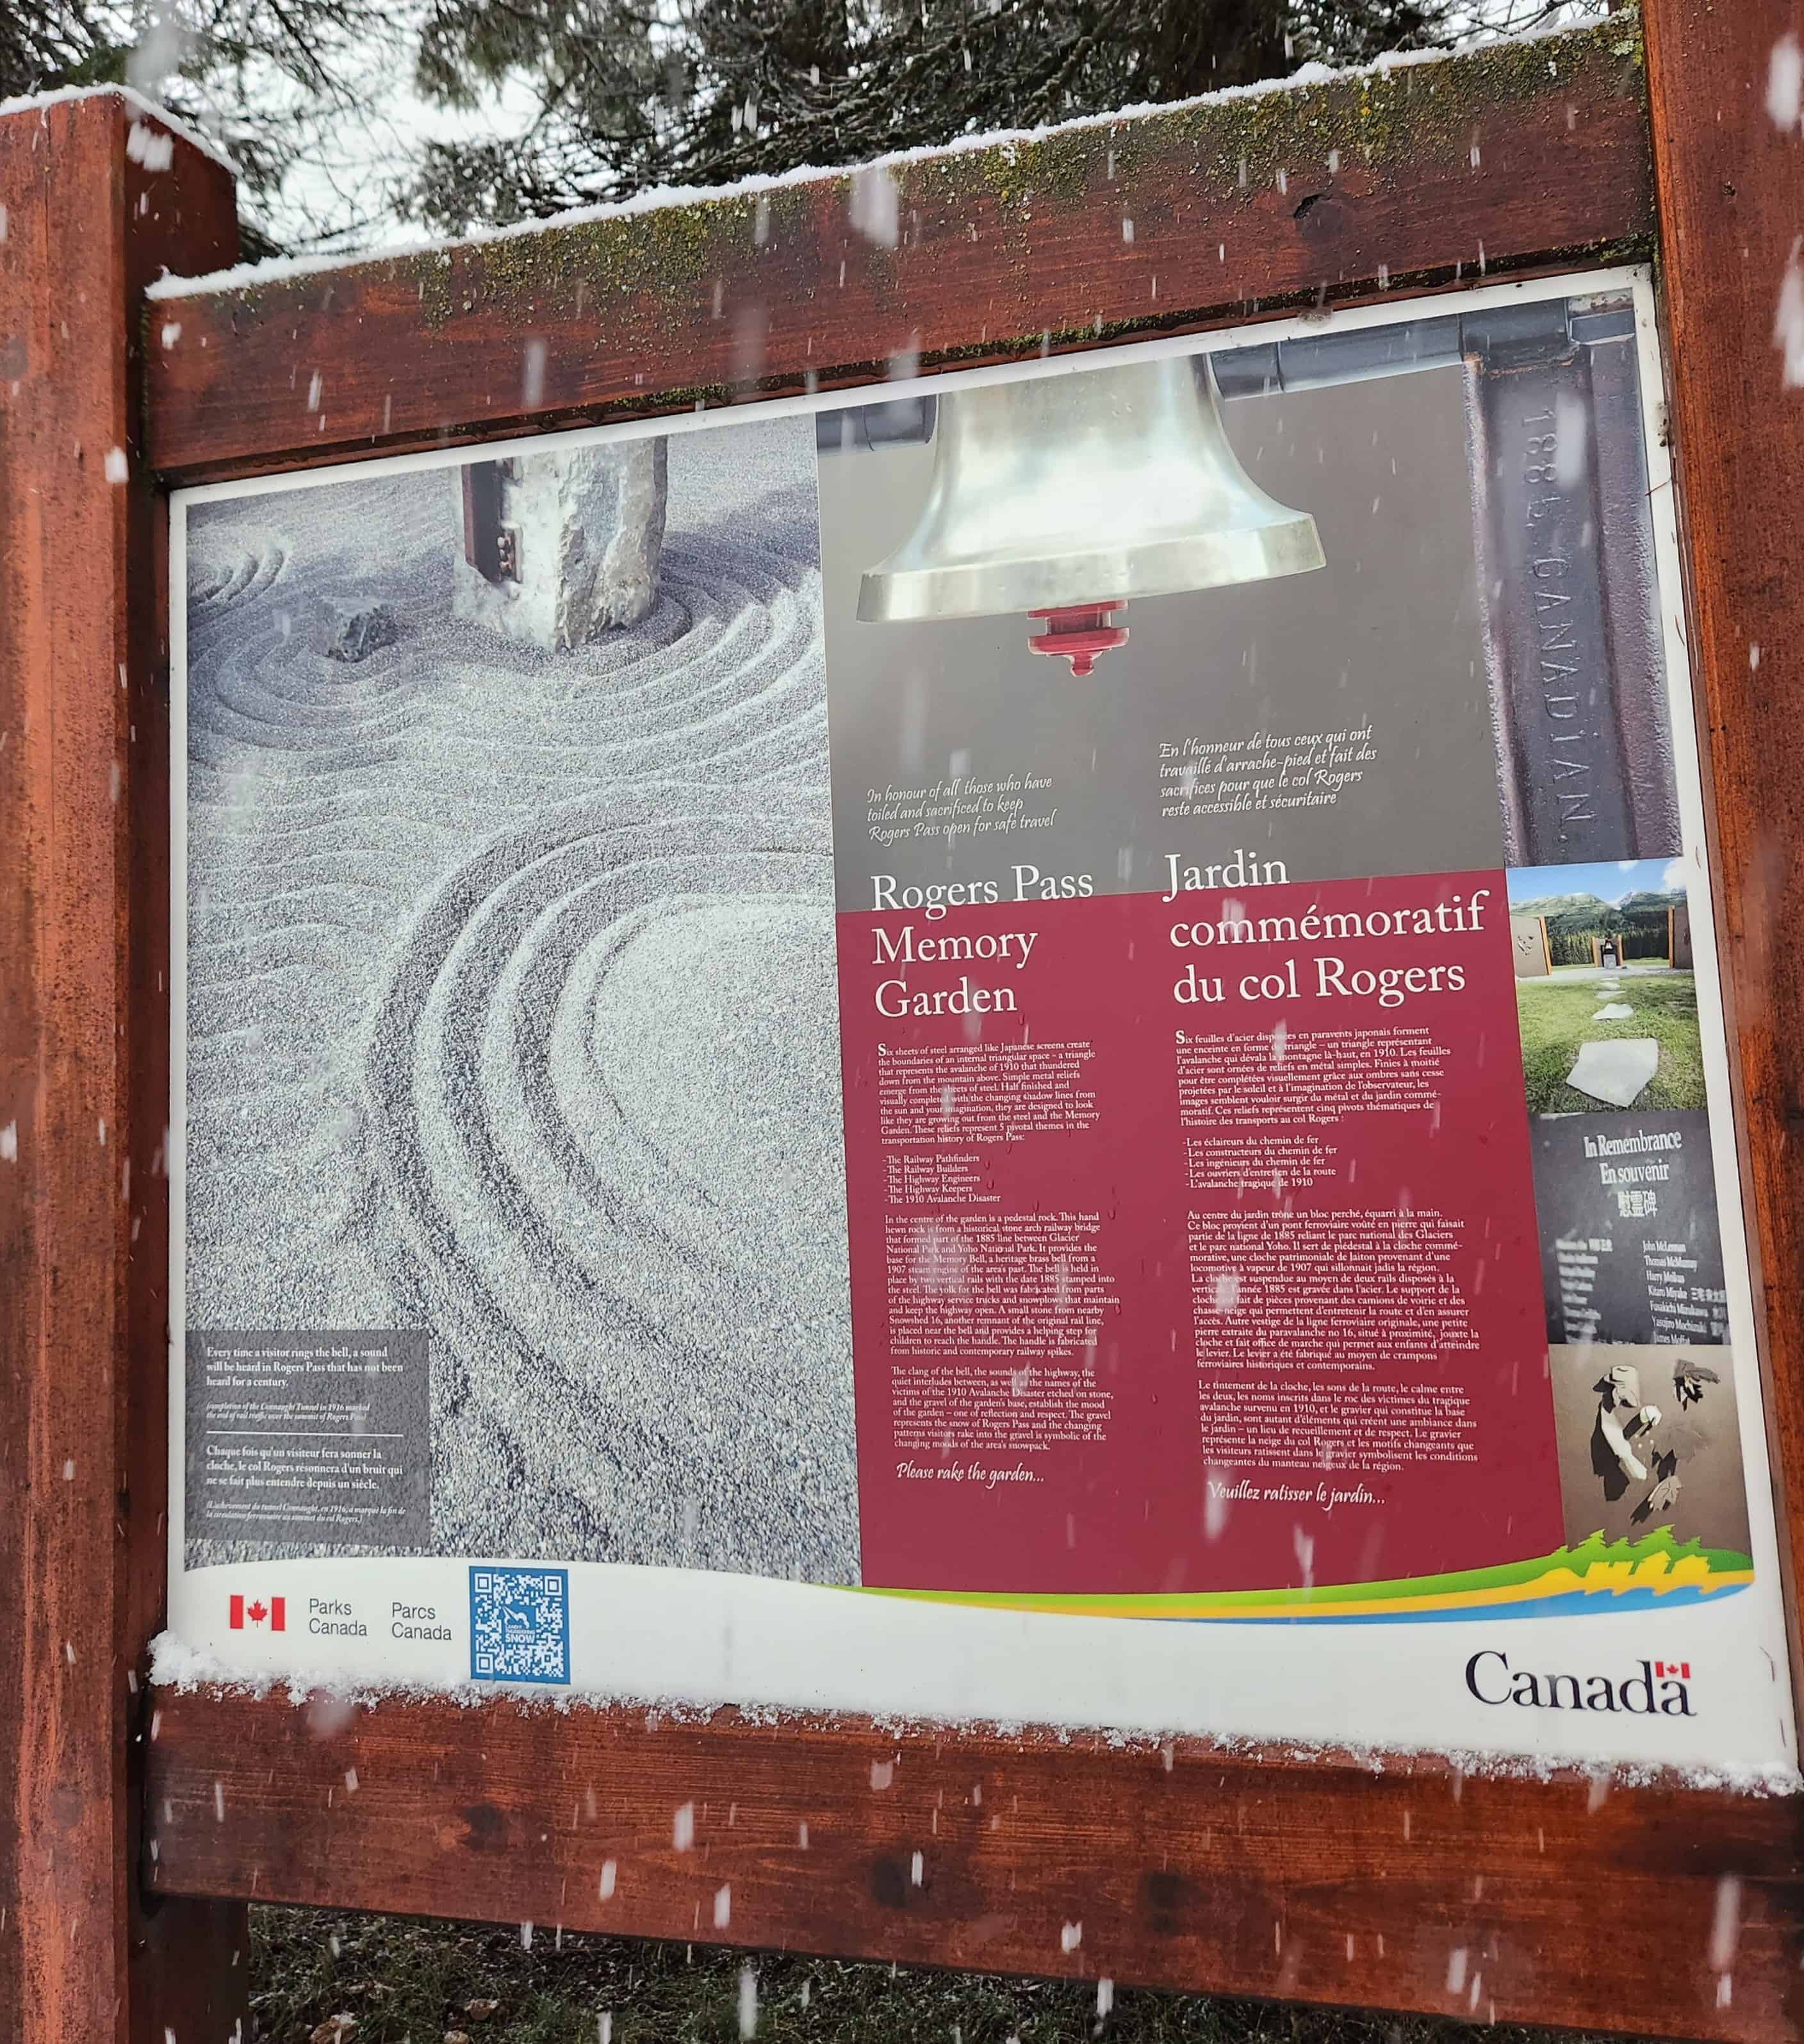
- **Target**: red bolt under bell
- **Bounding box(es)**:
[1027,603,1130,678]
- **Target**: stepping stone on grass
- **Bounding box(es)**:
[1591,1002,1636,1019]
[1566,1037,1660,1108]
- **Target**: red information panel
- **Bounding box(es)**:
[839,875,1562,1594]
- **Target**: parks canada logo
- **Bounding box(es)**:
[1464,1650,1696,1717]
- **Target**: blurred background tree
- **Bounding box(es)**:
[6,0,1530,256]
[404,0,1447,233]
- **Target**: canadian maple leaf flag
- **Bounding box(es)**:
[229,1594,286,1631]
[1653,1660,1691,1680]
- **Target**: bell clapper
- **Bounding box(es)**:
[1028,602,1129,679]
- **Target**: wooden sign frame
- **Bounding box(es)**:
[4,4,1804,2039]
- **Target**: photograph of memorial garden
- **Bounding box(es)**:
[1507,859,1707,1114]
[181,418,862,1585]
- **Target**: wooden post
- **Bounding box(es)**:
[0,91,247,2044]
[1642,0,1804,1688]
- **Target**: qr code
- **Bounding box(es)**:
[469,1566,570,1684]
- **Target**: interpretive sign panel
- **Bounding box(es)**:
[168,268,1793,1772]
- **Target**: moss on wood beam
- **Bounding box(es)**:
[146,15,1653,479]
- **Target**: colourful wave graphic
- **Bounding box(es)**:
[860,1530,1753,1624]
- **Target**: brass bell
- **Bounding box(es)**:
[857,354,1325,677]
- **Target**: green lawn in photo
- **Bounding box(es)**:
[1515,973,1705,1115]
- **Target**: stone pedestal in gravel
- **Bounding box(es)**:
[454,439,669,650]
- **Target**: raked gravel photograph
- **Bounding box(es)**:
[180,416,860,1585]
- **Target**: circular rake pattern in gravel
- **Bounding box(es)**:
[182,443,848,1570]
[363,780,859,1584]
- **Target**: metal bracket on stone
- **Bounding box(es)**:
[1160,303,1680,866]
[1462,298,1680,866]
